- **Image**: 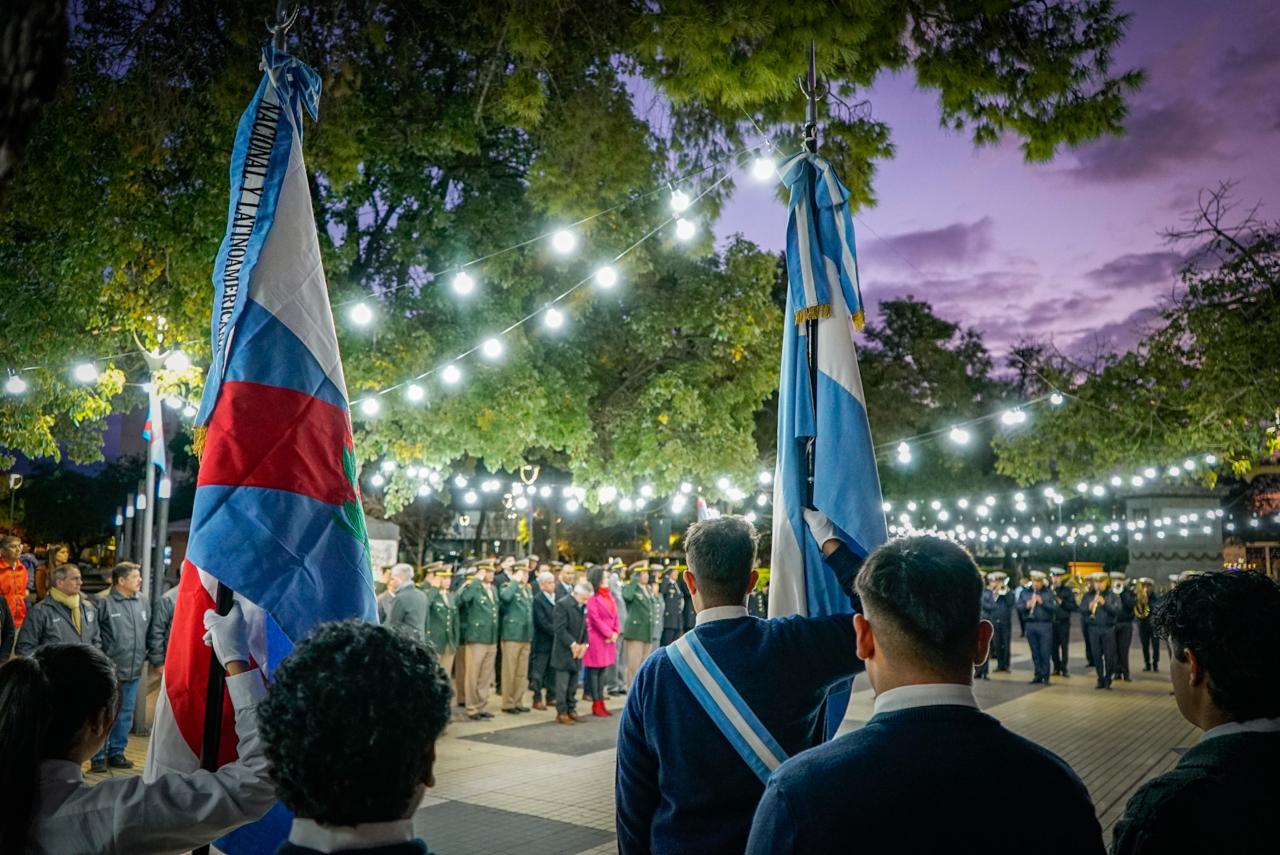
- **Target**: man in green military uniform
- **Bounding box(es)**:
[621,561,657,689]
[458,559,500,720]
[424,563,459,702]
[498,565,534,714]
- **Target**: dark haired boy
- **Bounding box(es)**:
[1111,571,1280,855]
[259,621,452,854]
[746,536,1103,855]
[616,512,865,854]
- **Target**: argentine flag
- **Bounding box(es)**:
[769,151,887,736]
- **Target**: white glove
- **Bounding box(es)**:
[203,601,251,666]
[803,507,839,548]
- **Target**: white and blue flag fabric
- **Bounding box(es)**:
[769,151,887,735]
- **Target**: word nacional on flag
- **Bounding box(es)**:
[145,45,377,853]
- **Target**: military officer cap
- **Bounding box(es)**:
[474,558,496,570]
[1109,571,1127,582]
[986,571,1008,582]
[1138,577,1154,585]
[1028,570,1047,580]
[1087,571,1108,581]
[1049,566,1067,577]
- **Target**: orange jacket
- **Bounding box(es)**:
[0,559,29,630]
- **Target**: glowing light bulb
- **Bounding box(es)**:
[949,427,970,445]
[370,474,385,488]
[4,374,27,394]
[598,485,617,504]
[751,157,777,181]
[543,308,565,330]
[670,189,691,213]
[406,383,424,402]
[164,396,182,410]
[73,362,99,383]
[481,338,504,359]
[359,398,381,417]
[182,405,197,418]
[595,266,618,288]
[675,218,697,241]
[680,482,693,494]
[463,490,478,505]
[349,302,373,326]
[1049,392,1065,406]
[451,271,475,295]
[164,350,190,372]
[441,364,462,385]
[551,229,577,254]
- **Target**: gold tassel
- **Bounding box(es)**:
[793,304,832,324]
[852,309,865,332]
[191,425,208,461]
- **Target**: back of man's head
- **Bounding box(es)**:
[684,515,757,605]
[259,621,451,825]
[1155,571,1280,721]
[855,536,983,675]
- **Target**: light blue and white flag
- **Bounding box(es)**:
[769,151,887,737]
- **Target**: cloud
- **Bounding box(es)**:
[1066,100,1226,183]
[859,217,994,271]
[1084,251,1187,290]
[1067,305,1165,357]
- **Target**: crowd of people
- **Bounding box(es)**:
[0,519,1276,854]
[0,534,172,774]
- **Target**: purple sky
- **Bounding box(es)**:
[717,0,1280,359]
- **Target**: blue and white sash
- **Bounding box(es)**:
[665,630,789,783]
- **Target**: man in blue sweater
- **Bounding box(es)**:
[615,512,864,854]
[746,536,1104,854]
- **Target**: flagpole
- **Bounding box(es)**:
[802,40,821,509]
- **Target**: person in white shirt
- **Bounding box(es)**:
[0,601,273,854]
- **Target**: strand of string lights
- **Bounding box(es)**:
[349,147,762,415]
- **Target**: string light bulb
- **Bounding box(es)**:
[896,442,912,464]
[360,398,381,417]
[594,266,618,289]
[406,383,425,402]
[451,271,476,295]
[1049,392,1064,406]
[751,157,777,181]
[441,364,462,385]
[543,307,565,330]
[182,405,197,418]
[670,189,691,213]
[551,229,577,254]
[349,302,373,326]
[481,338,504,360]
[948,427,970,445]
[73,362,99,383]
[4,373,26,394]
[164,350,190,372]
[675,218,697,241]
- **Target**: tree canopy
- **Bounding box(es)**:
[0,0,1143,512]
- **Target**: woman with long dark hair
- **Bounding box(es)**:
[583,564,621,717]
[0,602,275,853]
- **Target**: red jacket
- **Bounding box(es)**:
[0,559,29,630]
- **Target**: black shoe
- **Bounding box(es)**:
[89,758,108,774]
[1029,679,1042,685]
[1142,665,1151,672]
[108,755,134,769]
[1061,671,1070,677]
[516,706,531,712]
[479,711,494,719]
[1095,682,1106,690]
[467,713,485,720]
[502,708,520,714]
[1153,665,1159,672]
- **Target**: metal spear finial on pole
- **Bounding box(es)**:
[267,1,300,51]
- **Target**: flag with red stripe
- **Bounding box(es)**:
[144,45,377,853]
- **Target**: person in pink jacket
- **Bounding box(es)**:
[583,565,621,717]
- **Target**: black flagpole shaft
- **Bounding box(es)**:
[192,581,236,855]
[804,40,820,509]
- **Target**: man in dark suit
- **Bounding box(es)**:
[1081,573,1120,689]
[1112,571,1280,855]
[1050,568,1077,677]
[616,512,865,854]
[555,563,575,600]
[1114,574,1137,681]
[746,537,1104,855]
[551,581,591,724]
[657,567,685,646]
[383,564,428,644]
[529,571,558,711]
[1018,569,1059,684]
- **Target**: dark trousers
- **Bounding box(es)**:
[1088,625,1118,686]
[554,668,580,716]
[529,647,553,701]
[584,665,606,701]
[1082,613,1094,665]
[1051,620,1071,673]
[660,626,682,647]
[991,622,1011,670]
[1026,622,1053,681]
[1138,619,1160,669]
[1115,622,1134,679]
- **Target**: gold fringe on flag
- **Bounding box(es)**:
[191,425,208,462]
[852,309,865,332]
[793,304,832,324]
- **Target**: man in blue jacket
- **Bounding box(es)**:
[615,512,863,854]
[746,537,1103,854]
